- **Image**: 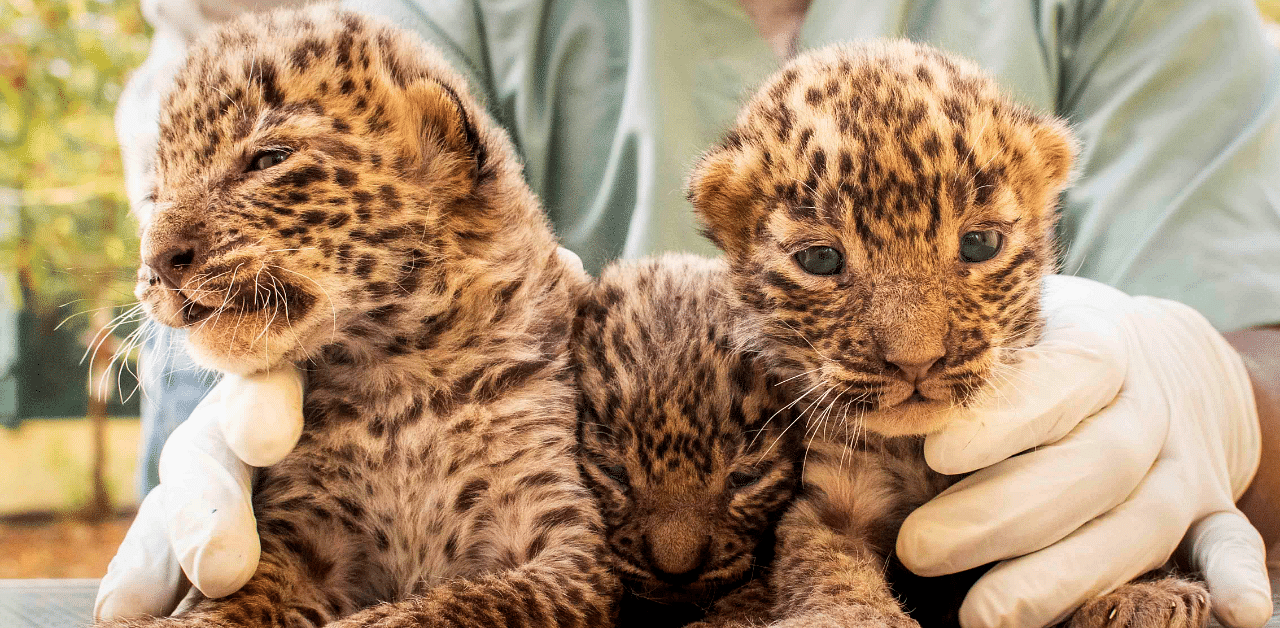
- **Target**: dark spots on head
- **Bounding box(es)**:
[278,165,328,188]
[796,128,813,154]
[301,210,328,225]
[333,167,358,187]
[838,151,854,178]
[378,185,402,212]
[535,505,584,531]
[289,38,328,71]
[334,496,364,520]
[811,149,826,178]
[915,65,934,85]
[255,61,284,107]
[454,478,489,513]
[973,168,996,206]
[317,139,360,163]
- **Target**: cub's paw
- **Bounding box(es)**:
[1066,578,1210,628]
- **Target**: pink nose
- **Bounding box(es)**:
[885,352,942,385]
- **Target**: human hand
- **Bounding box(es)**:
[896,274,1271,628]
[93,365,304,620]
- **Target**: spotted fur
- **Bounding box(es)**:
[573,254,801,627]
[691,41,1208,628]
[110,6,617,627]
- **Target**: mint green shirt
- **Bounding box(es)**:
[345,0,1280,331]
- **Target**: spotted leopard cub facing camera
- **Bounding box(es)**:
[690,42,1209,627]
[115,6,616,627]
[573,254,803,628]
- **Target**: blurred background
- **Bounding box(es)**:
[0,0,1278,581]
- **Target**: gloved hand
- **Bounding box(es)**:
[93,247,585,620]
[93,366,304,620]
[897,274,1271,628]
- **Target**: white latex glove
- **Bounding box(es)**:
[897,274,1270,628]
[94,366,304,620]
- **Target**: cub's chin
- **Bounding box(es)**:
[862,398,966,437]
[137,278,329,375]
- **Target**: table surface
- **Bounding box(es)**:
[3,577,1278,627]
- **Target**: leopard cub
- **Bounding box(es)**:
[691,41,1210,628]
[573,254,803,628]
[113,6,615,627]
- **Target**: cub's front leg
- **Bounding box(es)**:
[683,576,775,628]
[767,443,920,628]
[95,549,343,628]
[329,438,619,628]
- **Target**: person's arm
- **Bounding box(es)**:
[1231,325,1280,549]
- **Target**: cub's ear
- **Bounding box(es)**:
[1031,116,1076,196]
[686,136,759,259]
[400,78,485,197]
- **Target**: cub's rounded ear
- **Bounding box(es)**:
[1031,116,1077,194]
[687,136,758,258]
[400,78,485,196]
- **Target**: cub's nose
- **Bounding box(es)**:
[145,241,203,290]
[643,530,712,584]
[884,349,943,385]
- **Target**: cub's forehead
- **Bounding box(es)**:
[155,7,452,177]
[731,41,1045,192]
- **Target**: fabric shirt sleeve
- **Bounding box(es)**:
[1053,0,1280,331]
[339,0,493,110]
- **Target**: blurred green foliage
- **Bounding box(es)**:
[1,0,150,308]
[1,0,151,419]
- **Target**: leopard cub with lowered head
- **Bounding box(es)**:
[691,41,1210,628]
[115,6,615,627]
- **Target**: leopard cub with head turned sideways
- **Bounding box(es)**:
[111,6,616,627]
[574,254,810,628]
[690,41,1209,627]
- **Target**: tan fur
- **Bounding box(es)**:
[111,6,617,627]
[691,41,1207,628]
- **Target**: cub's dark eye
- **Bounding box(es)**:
[247,149,291,172]
[793,246,843,276]
[728,469,763,489]
[959,230,1003,263]
[601,465,629,488]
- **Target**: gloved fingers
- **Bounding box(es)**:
[555,246,586,276]
[923,300,1127,475]
[1130,296,1263,498]
[158,404,261,598]
[957,462,1188,628]
[901,392,1161,575]
[1186,510,1272,628]
[94,488,190,620]
[217,365,305,467]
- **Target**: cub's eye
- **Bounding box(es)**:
[959,230,1003,263]
[793,246,843,276]
[601,465,629,488]
[728,469,763,489]
[247,149,291,172]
